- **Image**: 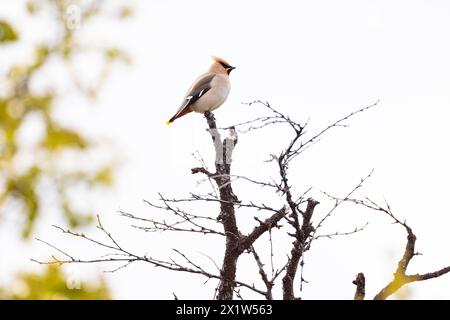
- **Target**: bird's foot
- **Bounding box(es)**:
[204,111,215,121]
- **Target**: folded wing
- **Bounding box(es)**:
[166,73,216,124]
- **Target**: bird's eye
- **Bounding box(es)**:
[219,62,230,69]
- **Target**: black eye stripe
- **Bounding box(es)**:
[219,61,231,69]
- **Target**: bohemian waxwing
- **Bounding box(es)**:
[166,56,235,124]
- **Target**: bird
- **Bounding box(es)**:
[166,56,235,124]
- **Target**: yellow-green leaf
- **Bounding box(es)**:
[105,48,131,64]
[42,126,88,150]
[3,265,111,300]
[5,166,41,238]
[92,166,114,186]
[119,6,133,19]
[0,20,18,43]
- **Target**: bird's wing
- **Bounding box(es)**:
[184,73,216,107]
[167,73,216,124]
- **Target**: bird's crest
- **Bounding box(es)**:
[212,56,231,68]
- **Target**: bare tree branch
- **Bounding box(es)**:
[331,196,450,300]
[250,246,273,300]
[282,198,319,300]
[315,170,374,233]
[353,273,365,300]
[34,99,450,300]
[239,207,287,253]
[313,222,368,240]
[33,220,269,297]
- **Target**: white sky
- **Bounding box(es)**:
[1,0,450,299]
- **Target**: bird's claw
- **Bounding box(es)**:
[204,111,215,121]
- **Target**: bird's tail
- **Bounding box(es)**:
[166,115,177,125]
[166,106,192,125]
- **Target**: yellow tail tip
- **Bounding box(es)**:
[166,120,172,125]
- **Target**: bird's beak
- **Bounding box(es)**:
[227,66,236,75]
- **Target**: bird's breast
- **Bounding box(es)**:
[191,75,230,113]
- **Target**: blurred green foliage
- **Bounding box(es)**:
[0,0,132,238]
[0,265,111,300]
[0,20,18,43]
[0,0,132,300]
